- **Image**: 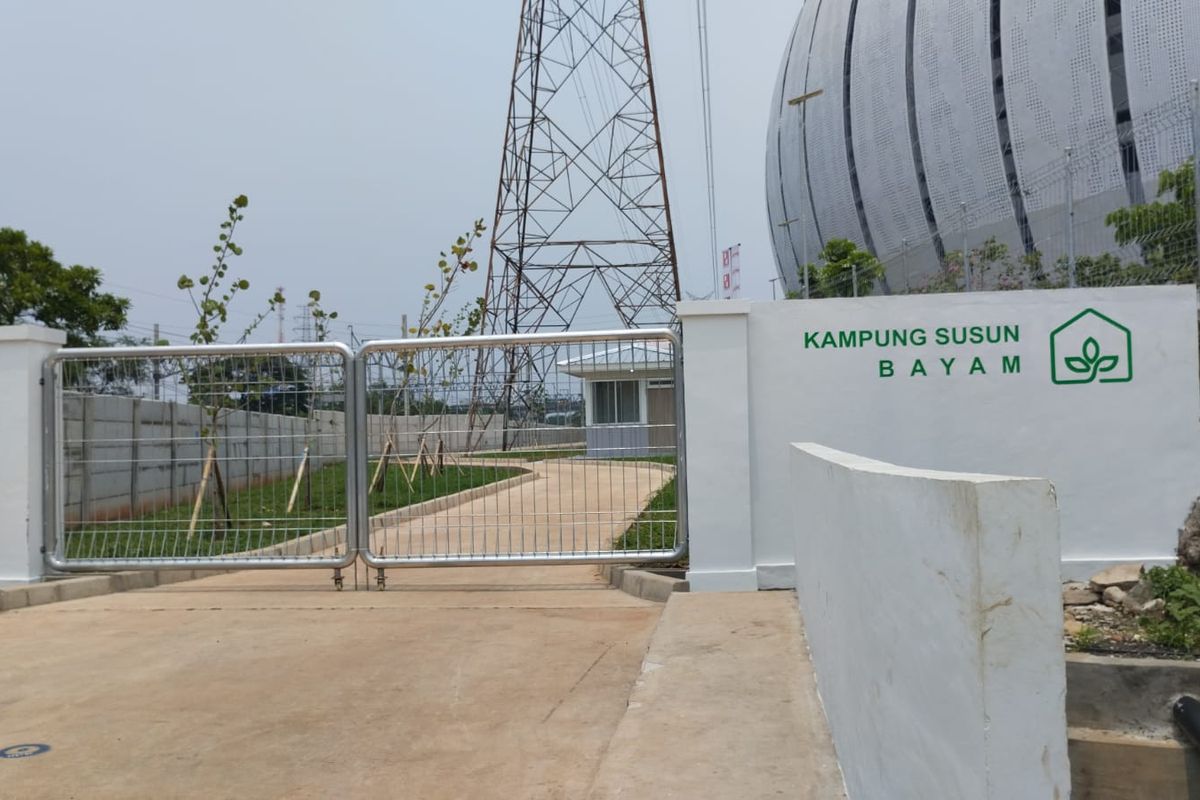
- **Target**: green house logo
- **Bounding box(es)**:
[1050,309,1132,385]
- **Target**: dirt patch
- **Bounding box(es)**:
[1066,602,1198,661]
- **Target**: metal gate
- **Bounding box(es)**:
[356,329,686,567]
[43,342,359,572]
[43,331,686,573]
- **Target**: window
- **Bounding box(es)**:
[593,380,640,424]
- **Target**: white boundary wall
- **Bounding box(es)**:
[0,326,66,582]
[680,287,1200,589]
[791,443,1069,800]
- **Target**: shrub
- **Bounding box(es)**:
[1140,566,1200,651]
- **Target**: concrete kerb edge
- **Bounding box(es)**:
[1,469,539,613]
[600,564,689,603]
[0,569,238,612]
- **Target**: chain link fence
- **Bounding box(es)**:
[795,84,1200,298]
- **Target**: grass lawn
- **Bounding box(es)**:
[65,461,525,560]
[613,476,678,556]
[471,448,586,461]
[604,454,676,465]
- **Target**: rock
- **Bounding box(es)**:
[1089,563,1143,592]
[1126,578,1155,606]
[1179,498,1200,570]
[1073,603,1115,617]
[1141,598,1167,620]
[1062,582,1101,606]
[1103,586,1128,608]
[1122,594,1146,615]
[1120,578,1157,614]
[1064,616,1085,636]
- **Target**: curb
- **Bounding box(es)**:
[1,470,538,614]
[600,564,689,603]
[0,568,236,612]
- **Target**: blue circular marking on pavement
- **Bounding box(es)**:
[1,744,51,759]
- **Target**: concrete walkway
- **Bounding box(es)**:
[0,565,661,799]
[0,571,843,798]
[589,592,846,799]
[0,461,843,798]
[367,458,674,559]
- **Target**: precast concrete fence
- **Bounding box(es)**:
[61,395,583,523]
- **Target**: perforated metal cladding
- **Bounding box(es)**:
[913,0,1020,254]
[765,0,1197,288]
[1003,0,1123,229]
[1124,1,1199,183]
[848,0,928,259]
[804,0,865,247]
[766,13,801,289]
[780,5,824,287]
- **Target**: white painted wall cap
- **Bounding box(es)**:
[792,442,1046,485]
[676,299,752,317]
[0,324,68,345]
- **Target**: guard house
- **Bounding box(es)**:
[557,343,676,458]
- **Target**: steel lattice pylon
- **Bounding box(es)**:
[482,0,680,333]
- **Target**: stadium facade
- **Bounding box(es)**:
[766,0,1200,293]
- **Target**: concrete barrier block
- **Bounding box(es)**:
[154,569,196,585]
[21,582,61,608]
[0,587,31,611]
[110,571,158,592]
[55,576,116,602]
[791,442,1069,800]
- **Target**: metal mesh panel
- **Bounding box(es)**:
[46,343,357,571]
[356,330,684,567]
[914,0,1017,248]
[770,8,816,294]
[805,0,866,247]
[1125,0,1200,181]
[849,0,929,260]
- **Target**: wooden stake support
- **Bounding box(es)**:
[369,437,394,495]
[286,446,310,513]
[211,455,232,536]
[186,443,217,541]
[409,437,432,484]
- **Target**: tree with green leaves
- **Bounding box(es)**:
[0,228,130,346]
[1106,157,1197,284]
[801,238,885,298]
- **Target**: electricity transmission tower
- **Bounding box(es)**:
[481,0,681,333]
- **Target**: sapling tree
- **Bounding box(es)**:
[174,194,332,536]
[369,220,487,489]
[288,290,340,512]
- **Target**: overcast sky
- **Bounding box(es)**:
[0,1,798,344]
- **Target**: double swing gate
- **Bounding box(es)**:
[42,330,686,582]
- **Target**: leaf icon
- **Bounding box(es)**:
[1065,357,1091,374]
[1095,355,1119,373]
[1082,337,1100,363]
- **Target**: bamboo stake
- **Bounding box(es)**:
[211,455,233,536]
[369,437,394,494]
[286,446,310,513]
[409,437,430,484]
[187,443,217,541]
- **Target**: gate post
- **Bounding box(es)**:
[676,301,758,591]
[0,325,66,582]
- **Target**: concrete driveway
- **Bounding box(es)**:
[0,565,661,799]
